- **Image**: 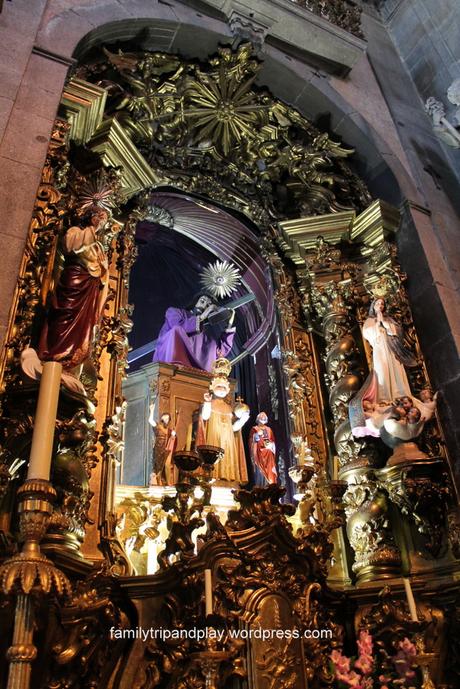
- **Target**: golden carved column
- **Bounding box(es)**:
[278,202,405,583]
[264,238,329,474]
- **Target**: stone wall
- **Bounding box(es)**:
[0,0,69,346]
[380,0,460,178]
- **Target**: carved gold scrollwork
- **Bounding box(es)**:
[0,40,458,689]
[343,474,401,581]
[45,574,132,689]
[0,120,69,389]
[307,274,365,470]
[267,240,329,469]
[382,460,452,559]
[79,45,371,223]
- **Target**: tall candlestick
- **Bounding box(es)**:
[205,568,213,616]
[27,362,62,481]
[403,577,419,622]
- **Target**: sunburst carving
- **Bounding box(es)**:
[183,49,269,157]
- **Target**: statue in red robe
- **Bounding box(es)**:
[21,207,115,395]
[249,412,277,484]
[39,207,110,369]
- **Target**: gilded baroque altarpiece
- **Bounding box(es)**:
[0,45,459,689]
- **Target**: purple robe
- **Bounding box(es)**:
[152,307,235,372]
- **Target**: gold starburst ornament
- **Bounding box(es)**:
[74,169,122,213]
[200,260,241,299]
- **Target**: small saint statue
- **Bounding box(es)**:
[148,404,177,485]
[249,412,277,485]
[197,357,249,482]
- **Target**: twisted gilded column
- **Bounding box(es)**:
[307,278,402,581]
[278,204,404,582]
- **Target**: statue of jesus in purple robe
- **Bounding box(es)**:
[152,294,236,372]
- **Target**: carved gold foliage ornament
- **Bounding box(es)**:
[0,36,457,689]
[80,44,371,221]
[343,475,401,579]
[381,460,452,559]
[0,120,69,389]
[0,113,129,571]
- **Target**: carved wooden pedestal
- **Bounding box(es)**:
[122,363,213,486]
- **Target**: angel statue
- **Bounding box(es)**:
[349,297,436,441]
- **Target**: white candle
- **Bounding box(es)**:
[27,362,62,481]
[403,577,419,622]
[204,568,213,616]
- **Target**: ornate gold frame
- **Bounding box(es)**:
[0,44,453,572]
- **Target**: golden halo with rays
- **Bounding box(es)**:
[200,260,241,299]
[77,173,118,213]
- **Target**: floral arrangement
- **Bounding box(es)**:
[330,630,419,689]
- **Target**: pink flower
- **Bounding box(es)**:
[330,652,362,687]
[393,657,416,680]
[355,653,374,675]
[393,637,417,680]
[342,670,364,687]
[331,649,351,675]
[398,638,416,657]
[357,630,373,657]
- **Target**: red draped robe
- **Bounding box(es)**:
[249,424,277,484]
[39,225,108,369]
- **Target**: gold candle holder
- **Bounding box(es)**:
[0,479,71,689]
[196,445,224,505]
[191,636,231,689]
[414,633,437,689]
[199,648,231,689]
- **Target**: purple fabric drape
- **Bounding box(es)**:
[152,307,235,371]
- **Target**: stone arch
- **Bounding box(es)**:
[1,38,387,561]
[1,3,425,356]
[2,4,450,570]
